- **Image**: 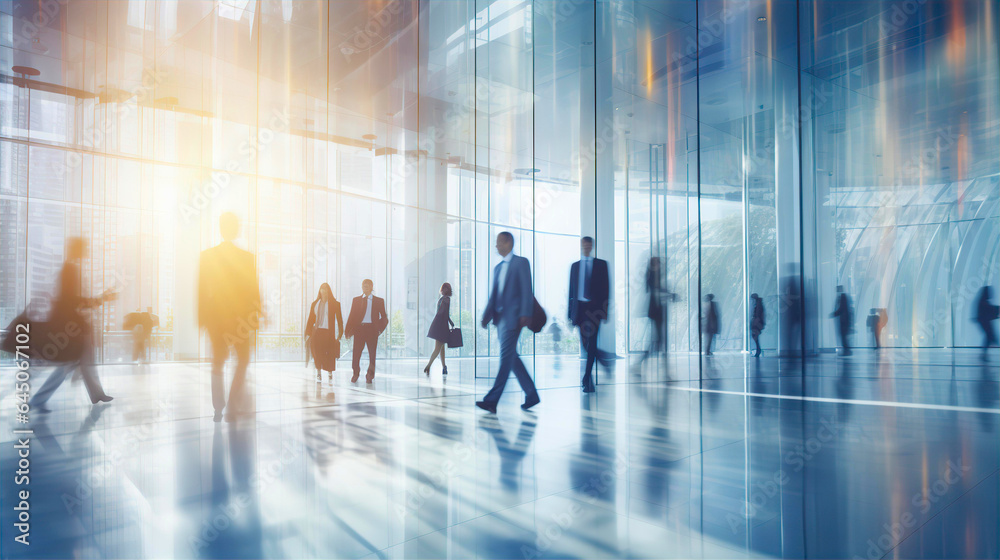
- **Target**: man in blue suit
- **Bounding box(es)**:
[477,232,540,413]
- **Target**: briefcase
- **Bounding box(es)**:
[528,297,547,333]
[448,327,464,348]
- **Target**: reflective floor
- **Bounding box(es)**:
[2,349,998,559]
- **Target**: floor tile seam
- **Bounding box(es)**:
[662,385,1000,414]
[878,466,1000,560]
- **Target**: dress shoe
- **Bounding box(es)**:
[91,395,114,404]
[583,386,596,393]
[351,371,360,382]
[521,395,540,410]
[476,401,497,414]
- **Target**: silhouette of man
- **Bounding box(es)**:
[830,285,853,356]
[198,213,262,422]
[703,294,719,355]
[975,286,999,360]
[345,279,388,383]
[750,293,765,357]
[568,236,609,393]
[477,232,540,413]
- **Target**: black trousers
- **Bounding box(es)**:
[837,326,852,354]
[576,304,603,390]
[352,323,379,374]
[311,328,338,372]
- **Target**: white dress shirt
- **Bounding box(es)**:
[315,300,328,329]
[578,256,592,302]
[362,294,373,323]
[497,252,514,295]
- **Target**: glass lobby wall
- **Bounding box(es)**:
[603,0,701,365]
[2,0,997,367]
[801,0,1000,350]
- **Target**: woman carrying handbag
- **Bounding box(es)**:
[305,283,344,381]
[424,283,455,375]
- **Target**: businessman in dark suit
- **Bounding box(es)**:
[568,236,610,393]
[345,279,388,383]
[199,213,263,422]
[477,232,540,413]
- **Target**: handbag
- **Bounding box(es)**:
[528,297,547,333]
[2,311,36,357]
[447,327,464,348]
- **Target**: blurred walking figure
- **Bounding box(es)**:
[703,294,719,355]
[306,283,343,381]
[641,257,676,361]
[974,287,999,359]
[750,293,765,357]
[30,237,117,412]
[830,285,853,356]
[345,279,388,383]
[476,232,540,413]
[568,236,610,393]
[125,307,158,364]
[867,308,888,349]
[199,213,262,422]
[424,282,455,376]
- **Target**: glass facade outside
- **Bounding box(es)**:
[1,0,997,373]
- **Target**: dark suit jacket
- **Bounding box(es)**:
[306,298,344,339]
[568,257,609,326]
[482,255,533,327]
[345,294,388,337]
[198,242,261,333]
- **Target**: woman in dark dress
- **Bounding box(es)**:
[750,293,765,357]
[424,283,455,375]
[305,283,344,381]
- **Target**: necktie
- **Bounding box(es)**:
[583,259,591,300]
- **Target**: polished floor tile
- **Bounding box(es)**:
[1,349,997,559]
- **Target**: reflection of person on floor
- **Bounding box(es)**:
[867,308,887,349]
[345,279,388,383]
[198,213,263,422]
[479,416,536,491]
[424,282,455,376]
[830,285,853,356]
[305,283,343,382]
[703,294,719,355]
[750,293,765,357]
[974,286,999,359]
[30,237,116,413]
[477,232,540,413]
[568,236,610,393]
